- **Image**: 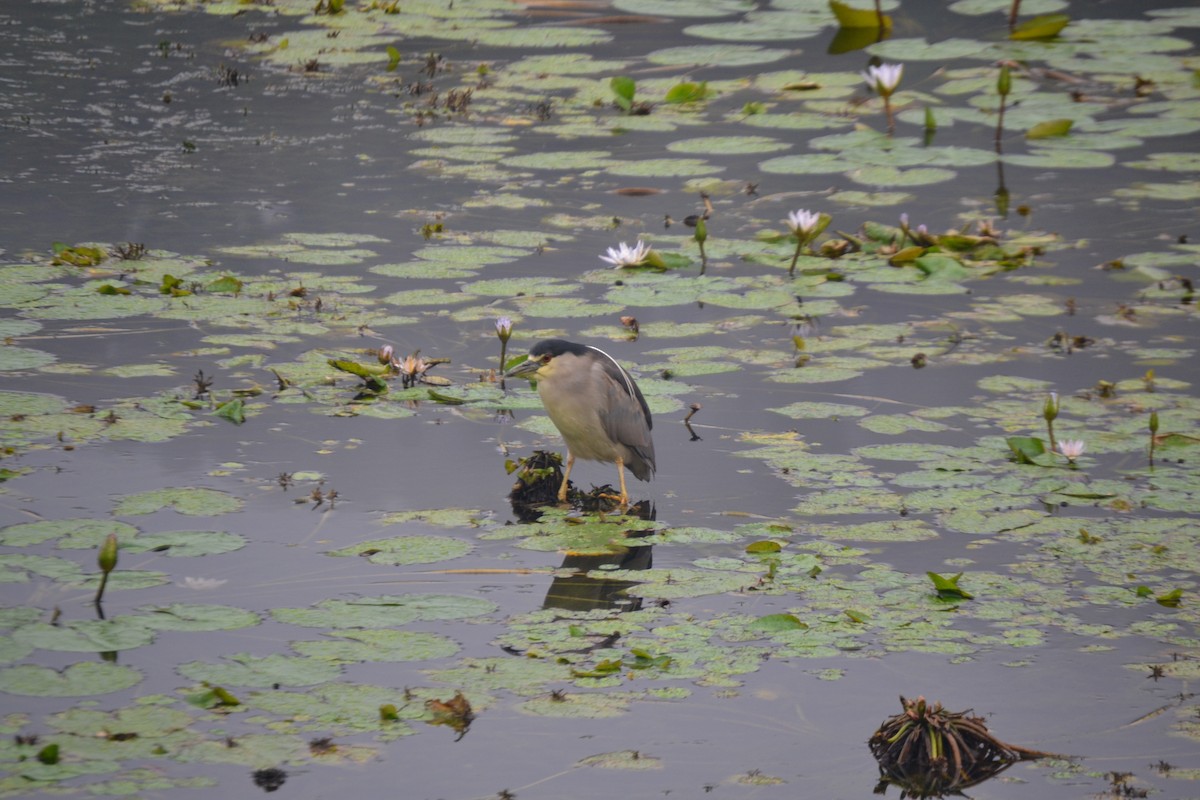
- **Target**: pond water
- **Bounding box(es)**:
[1,0,1198,797]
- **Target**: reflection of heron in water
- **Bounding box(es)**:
[543,500,655,613]
[507,468,656,612]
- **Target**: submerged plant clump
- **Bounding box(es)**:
[869,695,1058,797]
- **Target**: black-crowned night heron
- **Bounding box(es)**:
[506,339,655,505]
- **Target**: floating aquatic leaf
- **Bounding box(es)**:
[271,595,495,629]
[1026,118,1074,139]
[212,398,246,424]
[178,653,341,688]
[611,75,636,112]
[1006,436,1047,464]
[1010,13,1070,39]
[114,488,243,517]
[13,619,155,653]
[750,613,808,631]
[0,661,143,696]
[578,749,664,770]
[292,630,460,662]
[647,44,790,67]
[327,536,473,566]
[664,81,711,104]
[135,604,260,631]
[123,530,246,557]
[0,519,139,549]
[927,571,974,600]
[830,0,891,29]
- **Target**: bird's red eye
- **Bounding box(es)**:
[540,355,552,364]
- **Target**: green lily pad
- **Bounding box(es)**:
[113,488,244,517]
[327,535,473,565]
[177,653,341,688]
[0,662,143,696]
[647,44,790,67]
[124,530,247,557]
[291,630,460,662]
[0,519,139,549]
[134,604,261,631]
[271,595,495,628]
[12,620,156,653]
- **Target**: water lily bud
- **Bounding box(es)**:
[1149,411,1159,434]
[997,64,1012,97]
[694,217,707,244]
[98,533,118,574]
[494,316,513,343]
[377,344,394,365]
[1042,392,1059,423]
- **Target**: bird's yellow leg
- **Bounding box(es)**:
[615,456,629,506]
[558,453,575,502]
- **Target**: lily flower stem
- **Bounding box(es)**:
[788,239,806,277]
[94,571,110,618]
[995,97,1006,154]
[698,239,708,275]
[884,96,895,136]
[498,341,508,389]
[1045,420,1057,454]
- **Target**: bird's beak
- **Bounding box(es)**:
[505,357,540,379]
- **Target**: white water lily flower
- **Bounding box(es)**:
[863,63,904,96]
[786,209,821,237]
[1057,439,1085,460]
[495,316,513,341]
[600,240,651,268]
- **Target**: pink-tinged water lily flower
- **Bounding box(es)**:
[1057,439,1085,462]
[599,240,651,268]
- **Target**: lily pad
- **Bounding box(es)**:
[0,662,143,696]
[327,535,473,566]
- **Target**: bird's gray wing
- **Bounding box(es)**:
[594,357,656,477]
